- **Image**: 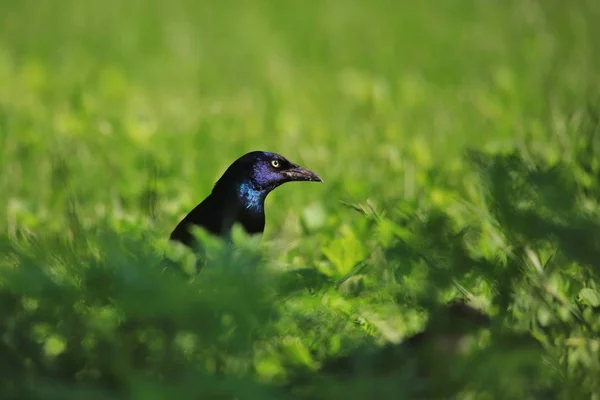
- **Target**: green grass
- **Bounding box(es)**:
[1,0,600,398]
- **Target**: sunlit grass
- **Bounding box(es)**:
[1,0,600,398]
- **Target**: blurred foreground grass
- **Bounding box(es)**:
[1,0,600,398]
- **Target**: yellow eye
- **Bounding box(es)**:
[271,160,280,168]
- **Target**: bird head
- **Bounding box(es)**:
[216,151,323,194]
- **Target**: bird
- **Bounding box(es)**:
[170,151,323,248]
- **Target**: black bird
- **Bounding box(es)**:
[170,151,323,247]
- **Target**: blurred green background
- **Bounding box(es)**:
[1,0,600,398]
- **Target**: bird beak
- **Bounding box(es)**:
[283,164,323,183]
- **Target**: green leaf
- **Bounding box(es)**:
[44,334,67,357]
[321,224,367,278]
[579,288,600,307]
[280,336,317,369]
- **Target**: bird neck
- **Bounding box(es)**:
[234,180,267,235]
[209,178,268,236]
[236,180,268,213]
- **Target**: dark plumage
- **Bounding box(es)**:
[170,151,322,247]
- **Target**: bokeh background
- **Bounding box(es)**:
[1,0,600,398]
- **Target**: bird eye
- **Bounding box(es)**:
[271,160,280,168]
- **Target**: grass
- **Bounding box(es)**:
[1,0,600,398]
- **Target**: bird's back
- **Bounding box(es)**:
[169,194,228,247]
